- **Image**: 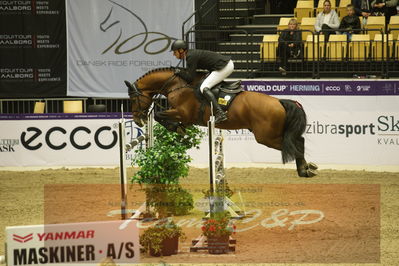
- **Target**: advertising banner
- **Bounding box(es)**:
[0,114,142,167]
[0,0,67,97]
[67,0,194,97]
[188,95,399,165]
[242,79,399,95]
[1,93,398,167]
[6,220,139,265]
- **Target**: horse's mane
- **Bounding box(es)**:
[135,67,176,83]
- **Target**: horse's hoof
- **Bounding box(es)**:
[298,168,318,178]
[307,162,318,170]
[306,168,318,177]
[297,170,309,178]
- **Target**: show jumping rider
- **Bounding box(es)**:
[170,39,234,124]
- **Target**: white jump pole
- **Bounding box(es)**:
[207,107,243,219]
[208,107,227,216]
[119,105,154,220]
[119,105,128,220]
[146,107,154,148]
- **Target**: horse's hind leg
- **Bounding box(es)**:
[295,137,318,177]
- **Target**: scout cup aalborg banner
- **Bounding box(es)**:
[67,0,194,97]
[0,0,67,97]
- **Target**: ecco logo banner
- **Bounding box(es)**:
[0,117,143,167]
[20,126,118,150]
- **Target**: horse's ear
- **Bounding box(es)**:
[124,80,132,89]
[125,80,142,97]
[124,80,135,96]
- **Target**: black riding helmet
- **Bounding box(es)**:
[170,39,187,51]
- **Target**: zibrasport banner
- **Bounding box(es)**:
[188,95,399,166]
[67,0,193,97]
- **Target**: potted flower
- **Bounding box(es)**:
[140,219,186,257]
[201,214,236,254]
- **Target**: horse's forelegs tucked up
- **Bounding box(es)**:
[157,109,183,121]
[154,109,186,134]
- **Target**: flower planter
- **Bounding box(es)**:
[149,236,179,257]
[207,235,230,254]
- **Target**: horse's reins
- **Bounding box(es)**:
[126,81,150,119]
[128,70,185,117]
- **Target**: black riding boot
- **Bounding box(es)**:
[202,87,228,123]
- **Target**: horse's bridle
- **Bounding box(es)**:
[125,80,152,120]
[125,73,179,118]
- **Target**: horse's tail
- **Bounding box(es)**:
[279,99,307,164]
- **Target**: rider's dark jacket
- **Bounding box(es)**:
[177,49,231,83]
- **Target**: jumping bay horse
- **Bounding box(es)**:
[125,67,317,177]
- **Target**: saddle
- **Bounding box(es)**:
[194,80,243,111]
[154,80,243,132]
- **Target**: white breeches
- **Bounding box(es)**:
[199,60,234,93]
